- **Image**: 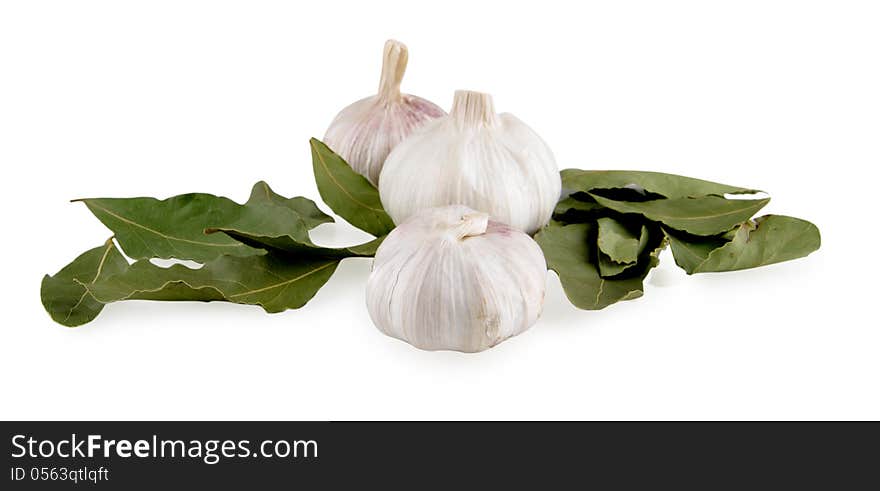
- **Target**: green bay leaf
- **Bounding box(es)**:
[535,222,665,310]
[665,215,820,274]
[561,169,759,198]
[310,138,395,237]
[246,181,333,230]
[204,194,385,258]
[87,252,341,314]
[41,239,129,327]
[663,228,728,274]
[692,215,820,273]
[76,193,266,262]
[554,196,604,215]
[596,217,641,263]
[590,194,769,236]
[209,222,386,258]
[552,196,606,223]
[76,181,333,263]
[597,252,635,277]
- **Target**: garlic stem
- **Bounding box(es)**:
[451,211,489,240]
[377,39,408,103]
[450,90,499,127]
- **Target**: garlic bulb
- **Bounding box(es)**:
[366,205,547,353]
[323,40,446,186]
[378,90,561,234]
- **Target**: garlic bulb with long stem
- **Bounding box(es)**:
[366,205,547,353]
[378,90,561,234]
[323,40,446,186]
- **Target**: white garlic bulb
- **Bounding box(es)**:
[366,205,547,353]
[323,39,446,186]
[378,90,561,235]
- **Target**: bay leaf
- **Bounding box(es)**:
[596,217,641,263]
[204,193,385,258]
[76,193,266,263]
[561,169,759,198]
[589,194,770,236]
[597,252,634,278]
[40,238,129,327]
[688,215,820,273]
[76,181,333,263]
[246,181,333,230]
[596,223,651,278]
[535,222,664,310]
[87,252,341,314]
[210,222,385,258]
[663,229,728,274]
[554,196,604,215]
[310,138,395,237]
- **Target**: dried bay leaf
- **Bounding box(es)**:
[76,193,265,263]
[311,138,395,237]
[589,194,770,236]
[554,196,604,215]
[597,252,634,278]
[663,229,728,274]
[552,196,607,224]
[535,222,665,310]
[562,169,759,198]
[44,181,379,326]
[87,252,341,314]
[596,223,651,278]
[596,217,641,264]
[40,239,129,327]
[211,225,385,258]
[76,182,334,263]
[245,181,333,230]
[205,200,385,258]
[667,215,820,274]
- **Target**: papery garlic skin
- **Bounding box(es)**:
[366,205,547,353]
[378,90,561,235]
[323,40,446,186]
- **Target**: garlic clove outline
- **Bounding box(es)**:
[366,205,547,353]
[323,40,446,186]
[378,90,561,235]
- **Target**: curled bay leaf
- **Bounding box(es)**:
[595,222,651,278]
[597,252,634,278]
[596,217,642,264]
[40,239,129,327]
[663,230,727,274]
[562,169,759,198]
[535,221,665,310]
[310,138,395,237]
[666,215,821,274]
[589,194,770,236]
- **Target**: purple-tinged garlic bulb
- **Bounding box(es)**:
[366,205,547,353]
[323,40,445,186]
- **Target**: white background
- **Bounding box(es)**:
[1,0,877,420]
